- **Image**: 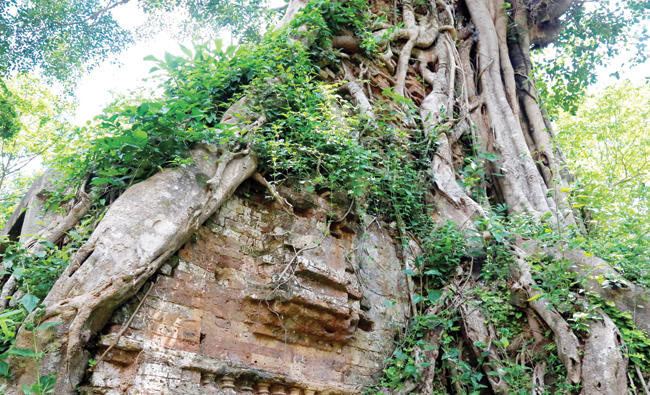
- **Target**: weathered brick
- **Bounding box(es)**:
[86,194,409,394]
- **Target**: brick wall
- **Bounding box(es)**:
[83,191,409,394]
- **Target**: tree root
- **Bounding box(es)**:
[466,0,557,219]
[636,364,650,395]
[24,186,93,251]
[511,251,582,383]
[342,63,374,124]
[5,147,257,393]
[394,2,420,97]
[252,172,294,214]
[0,275,16,310]
[581,310,628,393]
[527,309,549,394]
[461,302,510,393]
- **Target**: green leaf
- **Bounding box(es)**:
[0,309,23,320]
[427,290,443,302]
[179,44,192,57]
[136,103,149,116]
[8,347,39,358]
[38,240,56,249]
[527,293,543,302]
[133,129,148,140]
[90,177,113,186]
[0,360,9,377]
[148,102,162,114]
[20,294,39,313]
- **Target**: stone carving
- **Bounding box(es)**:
[82,189,409,394]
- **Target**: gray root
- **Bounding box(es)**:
[342,62,375,124]
[466,0,557,220]
[527,309,548,394]
[581,311,628,394]
[418,35,484,229]
[252,172,294,214]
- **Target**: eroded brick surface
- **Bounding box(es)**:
[84,192,408,394]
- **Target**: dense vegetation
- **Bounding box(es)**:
[0,0,648,393]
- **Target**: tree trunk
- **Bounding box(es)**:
[1,0,646,393]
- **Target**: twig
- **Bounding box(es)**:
[476,58,495,85]
[89,283,153,370]
[272,237,324,288]
[636,364,650,395]
[631,372,640,395]
[252,172,293,214]
[333,198,355,222]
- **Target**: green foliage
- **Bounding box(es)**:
[41,0,384,208]
[0,73,75,228]
[140,0,278,43]
[0,241,66,390]
[0,210,95,355]
[21,373,56,395]
[533,0,650,117]
[0,79,18,140]
[458,149,498,201]
[0,0,277,83]
[556,81,650,287]
[290,0,379,54]
[473,286,523,345]
[440,340,488,393]
[2,241,68,301]
[0,0,130,82]
[377,225,469,390]
[379,309,455,391]
[0,214,93,388]
[47,41,244,204]
[0,239,67,358]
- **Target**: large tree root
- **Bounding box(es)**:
[460,301,511,393]
[5,146,257,394]
[465,0,558,219]
[582,311,628,393]
[510,250,582,383]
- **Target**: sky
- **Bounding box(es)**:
[73,2,209,124]
[72,1,650,125]
[73,1,285,125]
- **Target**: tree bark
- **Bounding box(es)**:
[1,0,644,392]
